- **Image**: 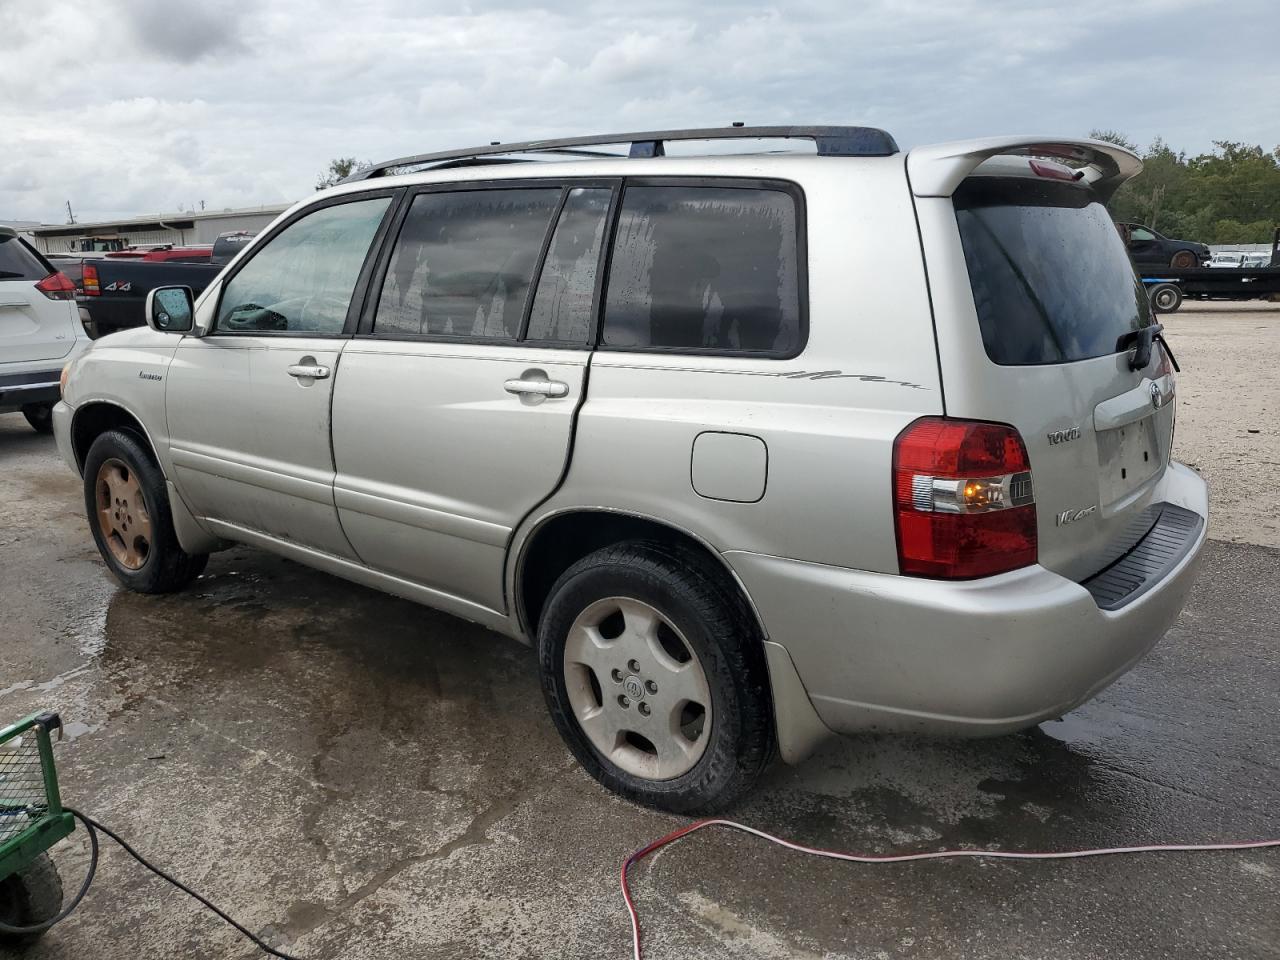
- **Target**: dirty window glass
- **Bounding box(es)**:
[954,177,1150,365]
[216,197,390,334]
[526,188,611,343]
[602,186,801,355]
[374,189,560,340]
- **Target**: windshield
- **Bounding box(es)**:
[955,177,1151,366]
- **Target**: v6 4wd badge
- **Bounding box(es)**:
[1056,505,1097,526]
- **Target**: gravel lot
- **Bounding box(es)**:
[1162,301,1280,548]
[2,303,1277,960]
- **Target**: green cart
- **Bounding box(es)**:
[0,712,71,943]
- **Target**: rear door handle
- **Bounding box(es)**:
[287,363,330,380]
[504,378,568,398]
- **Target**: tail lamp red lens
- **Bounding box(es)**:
[82,263,100,296]
[893,417,1037,579]
[35,271,76,301]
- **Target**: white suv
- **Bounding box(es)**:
[1,227,88,432]
[52,128,1208,811]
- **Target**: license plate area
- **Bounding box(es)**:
[1096,415,1161,507]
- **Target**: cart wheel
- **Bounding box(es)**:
[0,853,64,945]
[1170,250,1199,269]
[1150,283,1183,314]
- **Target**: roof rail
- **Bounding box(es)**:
[343,125,899,182]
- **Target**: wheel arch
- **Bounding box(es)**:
[510,507,834,764]
[512,508,767,644]
[70,401,161,474]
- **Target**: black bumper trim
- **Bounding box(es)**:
[1082,503,1203,611]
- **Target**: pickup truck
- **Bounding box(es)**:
[77,231,255,337]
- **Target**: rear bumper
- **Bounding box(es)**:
[0,369,63,410]
[728,461,1208,737]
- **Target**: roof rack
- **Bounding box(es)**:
[343,125,899,182]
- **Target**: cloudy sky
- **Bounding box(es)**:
[3,0,1277,223]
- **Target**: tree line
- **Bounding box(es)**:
[1091,131,1280,244]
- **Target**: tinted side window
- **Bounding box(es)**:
[602,186,801,355]
[526,188,611,344]
[0,236,51,281]
[374,189,560,340]
[217,198,390,334]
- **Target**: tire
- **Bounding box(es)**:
[1169,249,1199,269]
[1150,282,1183,314]
[83,429,208,593]
[21,403,53,434]
[538,540,775,813]
[0,853,64,946]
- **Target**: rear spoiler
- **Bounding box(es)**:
[907,136,1142,202]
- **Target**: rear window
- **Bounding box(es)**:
[954,177,1151,366]
[0,235,51,282]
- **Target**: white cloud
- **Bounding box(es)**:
[2,0,1276,222]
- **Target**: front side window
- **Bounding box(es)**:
[374,189,560,340]
[216,197,390,334]
[602,185,802,355]
[1130,227,1155,241]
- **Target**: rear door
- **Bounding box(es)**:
[331,181,614,613]
[0,233,78,365]
[919,169,1176,582]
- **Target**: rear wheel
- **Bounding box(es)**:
[1150,282,1183,314]
[21,403,53,434]
[83,429,207,593]
[1170,249,1199,269]
[538,540,775,812]
[0,853,64,945]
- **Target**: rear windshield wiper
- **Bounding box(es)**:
[1118,322,1179,372]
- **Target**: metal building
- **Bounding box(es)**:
[28,204,291,254]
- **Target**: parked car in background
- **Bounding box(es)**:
[1118,221,1209,268]
[0,227,89,432]
[76,232,254,337]
[1207,252,1244,268]
[54,129,1206,811]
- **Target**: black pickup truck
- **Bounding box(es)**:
[78,232,255,337]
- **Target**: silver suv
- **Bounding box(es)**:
[53,127,1208,811]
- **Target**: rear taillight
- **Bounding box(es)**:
[82,264,100,296]
[35,271,76,301]
[892,417,1037,579]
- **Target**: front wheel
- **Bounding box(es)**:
[83,429,208,593]
[538,541,775,813]
[0,853,64,945]
[1170,249,1199,269]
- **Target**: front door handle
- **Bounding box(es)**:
[504,377,568,398]
[287,363,331,380]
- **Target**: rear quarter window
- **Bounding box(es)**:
[954,177,1151,366]
[602,184,803,356]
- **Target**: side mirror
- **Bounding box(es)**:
[146,286,194,333]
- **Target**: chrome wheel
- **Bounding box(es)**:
[94,458,152,570]
[562,596,712,780]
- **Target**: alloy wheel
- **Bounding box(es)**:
[95,458,152,570]
[562,596,712,780]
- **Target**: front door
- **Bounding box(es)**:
[167,194,396,559]
[331,183,615,613]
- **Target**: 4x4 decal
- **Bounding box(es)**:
[103,281,132,292]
